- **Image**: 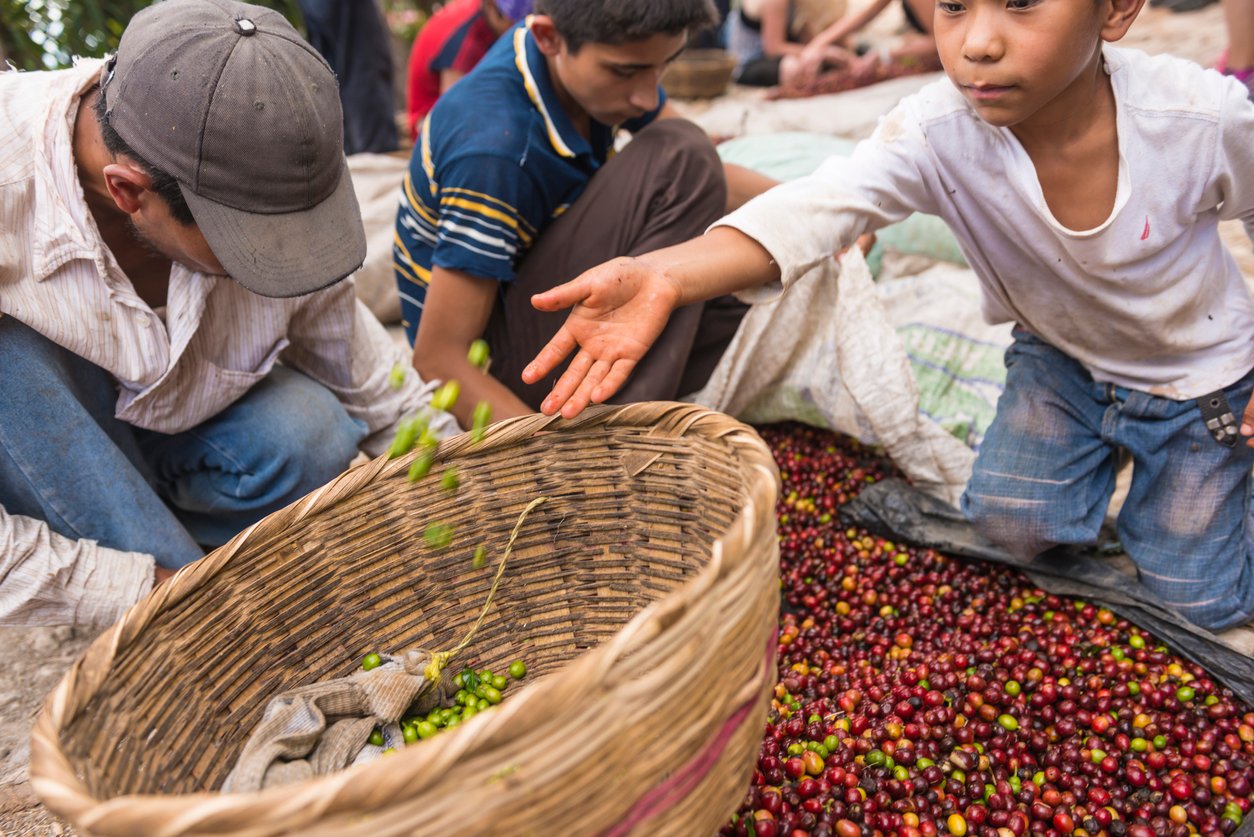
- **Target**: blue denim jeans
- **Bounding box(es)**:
[961,330,1254,631]
[0,316,367,567]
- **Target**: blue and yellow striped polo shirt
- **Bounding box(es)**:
[393,20,665,344]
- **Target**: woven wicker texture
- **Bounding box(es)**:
[662,49,739,99]
[31,402,780,836]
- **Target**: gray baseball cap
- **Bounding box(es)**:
[99,0,366,297]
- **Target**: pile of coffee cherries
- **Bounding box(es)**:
[363,658,528,750]
[724,423,1254,837]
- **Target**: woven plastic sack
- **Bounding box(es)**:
[843,478,1254,714]
[346,152,408,325]
[692,247,978,504]
[874,264,1013,450]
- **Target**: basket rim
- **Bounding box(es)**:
[30,402,781,834]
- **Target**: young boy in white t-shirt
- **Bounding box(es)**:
[518,0,1254,631]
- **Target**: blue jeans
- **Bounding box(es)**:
[961,330,1254,631]
[0,317,366,567]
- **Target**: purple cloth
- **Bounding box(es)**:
[495,0,533,22]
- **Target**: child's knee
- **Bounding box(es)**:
[635,118,716,161]
[631,121,725,199]
[1133,549,1254,633]
[962,443,1110,558]
[960,486,1057,559]
[1180,604,1251,633]
[1158,588,1254,633]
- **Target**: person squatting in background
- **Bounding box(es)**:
[406,0,535,140]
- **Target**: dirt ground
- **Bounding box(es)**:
[0,5,1238,836]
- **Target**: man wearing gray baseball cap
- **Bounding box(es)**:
[0,0,458,628]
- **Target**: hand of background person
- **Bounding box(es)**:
[783,47,826,89]
[850,50,885,81]
[523,257,682,418]
[154,565,177,586]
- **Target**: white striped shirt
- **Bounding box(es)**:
[0,60,457,627]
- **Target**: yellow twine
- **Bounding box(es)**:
[423,497,548,686]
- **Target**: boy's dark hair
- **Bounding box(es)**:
[92,88,195,226]
[534,0,718,52]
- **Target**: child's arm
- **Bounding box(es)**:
[724,162,779,212]
[758,0,809,58]
[1214,80,1254,249]
[400,151,550,424]
[439,68,467,95]
[807,0,895,52]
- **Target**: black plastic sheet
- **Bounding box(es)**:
[841,478,1254,712]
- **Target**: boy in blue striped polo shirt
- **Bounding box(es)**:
[394,0,777,428]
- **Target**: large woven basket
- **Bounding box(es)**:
[31,403,780,836]
[662,48,739,99]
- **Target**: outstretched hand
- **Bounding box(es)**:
[522,257,682,418]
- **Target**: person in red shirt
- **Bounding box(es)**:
[405,0,533,140]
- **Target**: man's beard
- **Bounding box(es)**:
[125,217,180,265]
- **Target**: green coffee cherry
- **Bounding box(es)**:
[388,363,408,390]
[467,339,490,369]
[424,522,455,549]
[408,450,436,482]
[431,380,461,412]
[387,417,421,459]
[471,400,492,442]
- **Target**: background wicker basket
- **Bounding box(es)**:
[31,402,780,836]
[662,48,739,99]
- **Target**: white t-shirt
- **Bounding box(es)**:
[718,45,1254,400]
